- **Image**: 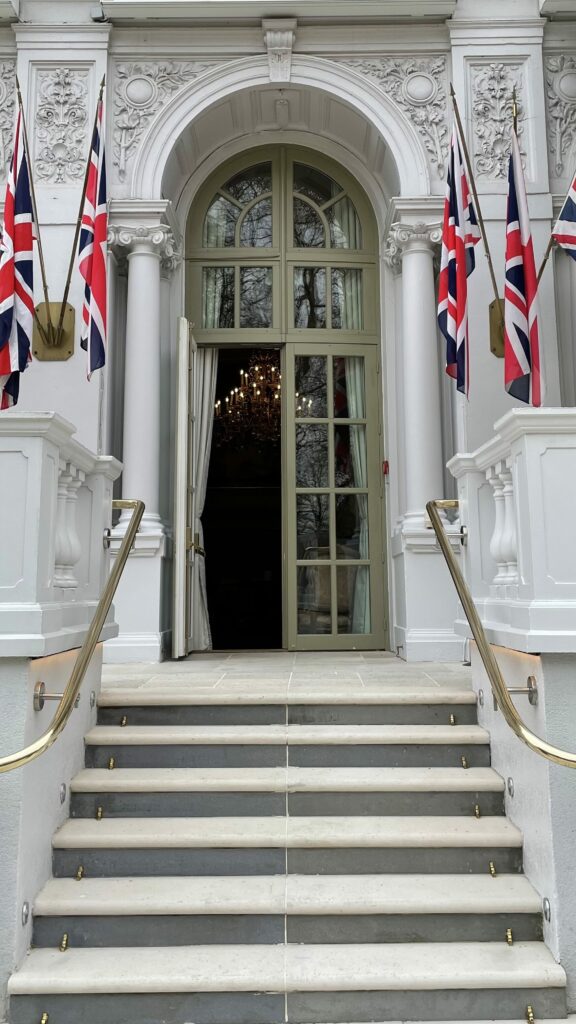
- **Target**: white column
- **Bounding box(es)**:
[109,225,174,531]
[386,221,444,520]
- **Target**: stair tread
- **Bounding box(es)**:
[34,874,540,916]
[85,724,489,745]
[8,942,565,994]
[99,688,477,706]
[71,766,504,793]
[53,815,522,848]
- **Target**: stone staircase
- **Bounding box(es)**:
[8,664,567,1023]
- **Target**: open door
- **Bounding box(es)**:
[172,317,196,658]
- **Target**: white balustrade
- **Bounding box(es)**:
[0,414,122,657]
[449,409,576,653]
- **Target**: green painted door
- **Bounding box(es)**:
[283,342,386,650]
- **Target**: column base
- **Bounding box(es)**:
[103,522,170,664]
[392,516,465,663]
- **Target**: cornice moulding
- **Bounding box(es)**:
[109,23,450,54]
[449,20,546,45]
[101,0,457,21]
[12,24,111,45]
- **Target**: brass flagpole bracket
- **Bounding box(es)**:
[489,298,505,359]
[32,302,75,361]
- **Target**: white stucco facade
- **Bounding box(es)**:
[0,0,572,664]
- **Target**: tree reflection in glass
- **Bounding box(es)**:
[240,267,272,328]
[294,268,326,328]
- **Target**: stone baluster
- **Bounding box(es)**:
[498,459,518,589]
[487,465,507,590]
[54,460,73,588]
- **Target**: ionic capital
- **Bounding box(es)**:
[384,220,442,273]
[108,223,180,266]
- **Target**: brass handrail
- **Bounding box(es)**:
[0,498,144,774]
[427,498,576,769]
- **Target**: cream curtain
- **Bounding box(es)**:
[192,347,219,651]
[346,356,370,634]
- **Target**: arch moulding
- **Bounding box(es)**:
[131,54,432,203]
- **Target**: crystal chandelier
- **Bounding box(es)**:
[214,352,281,445]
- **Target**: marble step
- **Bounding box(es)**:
[32,874,543,947]
[8,942,567,1024]
[84,724,490,769]
[70,766,505,817]
[98,686,478,706]
[52,815,522,877]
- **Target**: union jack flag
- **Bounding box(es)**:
[504,131,542,406]
[78,95,107,379]
[437,126,481,397]
[0,110,34,409]
[552,170,576,261]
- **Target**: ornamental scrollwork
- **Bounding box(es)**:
[113,61,222,181]
[0,62,15,180]
[35,67,89,184]
[334,56,449,174]
[471,62,526,179]
[545,55,576,177]
[384,221,442,273]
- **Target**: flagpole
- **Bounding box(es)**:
[54,75,106,347]
[537,237,555,284]
[450,84,504,330]
[15,77,54,345]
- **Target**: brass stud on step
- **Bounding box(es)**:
[489,861,497,877]
[526,1006,535,1024]
[449,713,456,726]
[75,865,84,881]
[59,933,68,952]
[108,757,115,770]
[120,715,127,727]
[40,1015,49,1024]
[474,804,481,818]
[461,755,469,769]
[96,806,103,821]
[506,927,514,945]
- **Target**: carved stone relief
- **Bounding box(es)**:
[0,62,15,180]
[113,61,224,181]
[470,62,526,180]
[35,67,89,184]
[262,19,297,83]
[334,57,449,174]
[545,55,576,177]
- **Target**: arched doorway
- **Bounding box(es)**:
[186,146,386,651]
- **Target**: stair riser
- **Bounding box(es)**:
[69,790,505,818]
[97,704,478,727]
[9,987,567,1024]
[32,911,543,947]
[84,744,490,770]
[53,846,523,877]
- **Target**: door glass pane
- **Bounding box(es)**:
[294,267,326,328]
[335,425,367,488]
[203,197,239,247]
[337,565,371,634]
[202,267,234,328]
[296,423,328,487]
[224,162,272,203]
[297,494,330,559]
[295,355,327,418]
[240,198,272,247]
[331,269,363,329]
[336,493,369,559]
[294,163,343,205]
[298,565,332,634]
[333,356,365,418]
[327,197,362,249]
[293,198,325,248]
[239,267,272,327]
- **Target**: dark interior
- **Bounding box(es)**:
[203,347,283,650]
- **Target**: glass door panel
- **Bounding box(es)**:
[285,342,385,650]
